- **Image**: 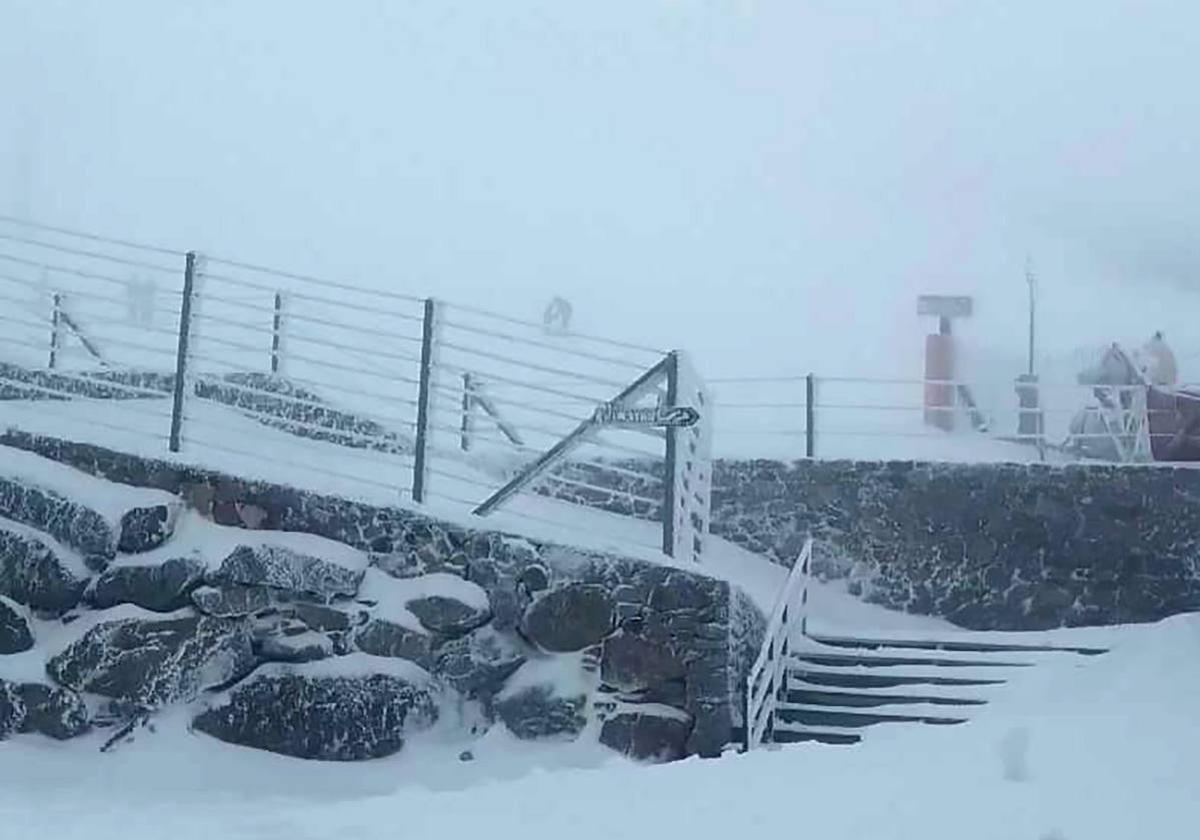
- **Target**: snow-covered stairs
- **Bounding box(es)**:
[772,633,1106,746]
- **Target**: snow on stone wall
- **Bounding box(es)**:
[0,431,764,761]
[497,451,1200,631]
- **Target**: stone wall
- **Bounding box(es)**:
[712,459,1200,630]
[505,454,1200,631]
[0,430,763,759]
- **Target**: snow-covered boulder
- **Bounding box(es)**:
[191,584,275,618]
[87,557,206,613]
[434,626,526,699]
[46,614,255,709]
[0,449,181,570]
[0,521,89,614]
[520,583,615,652]
[209,541,366,601]
[192,656,439,760]
[0,678,90,741]
[599,706,692,762]
[353,619,435,668]
[292,602,357,632]
[599,628,687,693]
[0,595,34,654]
[256,629,335,664]
[493,657,590,740]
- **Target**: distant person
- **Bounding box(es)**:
[543,296,572,335]
[1141,331,1178,387]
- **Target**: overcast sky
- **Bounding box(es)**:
[3,0,1198,378]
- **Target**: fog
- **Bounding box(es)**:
[3,0,1199,380]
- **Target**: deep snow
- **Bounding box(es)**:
[0,611,1194,840]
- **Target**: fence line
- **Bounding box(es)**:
[0,214,711,562]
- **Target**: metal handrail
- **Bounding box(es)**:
[745,537,813,751]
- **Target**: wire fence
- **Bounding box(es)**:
[710,373,1197,464]
[0,215,712,559]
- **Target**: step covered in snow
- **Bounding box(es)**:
[0,447,182,569]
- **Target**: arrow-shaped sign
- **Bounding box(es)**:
[594,403,700,428]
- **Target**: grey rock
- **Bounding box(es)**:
[293,602,355,632]
[407,595,491,638]
[0,595,34,654]
[434,626,526,699]
[600,710,692,762]
[256,631,333,664]
[0,476,115,570]
[191,584,275,618]
[117,502,182,554]
[520,584,615,652]
[0,678,90,741]
[88,557,206,612]
[211,544,364,600]
[15,682,91,740]
[0,526,88,614]
[47,614,256,709]
[193,666,438,760]
[600,629,687,692]
[494,684,587,740]
[354,619,434,668]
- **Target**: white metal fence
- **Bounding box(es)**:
[0,215,712,560]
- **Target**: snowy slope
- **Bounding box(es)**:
[0,614,1193,840]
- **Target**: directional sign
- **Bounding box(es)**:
[594,403,701,428]
[917,295,973,319]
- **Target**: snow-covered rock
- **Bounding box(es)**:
[434,625,526,699]
[599,706,692,762]
[209,543,366,601]
[599,628,687,692]
[0,595,34,654]
[0,520,89,614]
[0,678,90,741]
[192,656,439,760]
[292,602,357,632]
[87,557,206,613]
[46,614,255,709]
[256,629,334,664]
[0,448,181,569]
[353,619,435,668]
[191,584,275,618]
[494,656,591,740]
[520,583,615,652]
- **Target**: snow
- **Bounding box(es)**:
[0,614,1194,839]
[236,654,434,688]
[0,513,92,579]
[105,508,368,575]
[356,569,489,634]
[1,442,178,526]
[498,651,595,701]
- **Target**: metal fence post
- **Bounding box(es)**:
[460,372,474,452]
[662,351,680,557]
[805,373,816,458]
[412,297,438,503]
[169,252,198,453]
[48,292,62,369]
[270,291,284,375]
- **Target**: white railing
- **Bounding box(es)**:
[744,537,813,751]
[0,215,711,559]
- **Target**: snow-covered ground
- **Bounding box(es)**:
[0,609,1193,840]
